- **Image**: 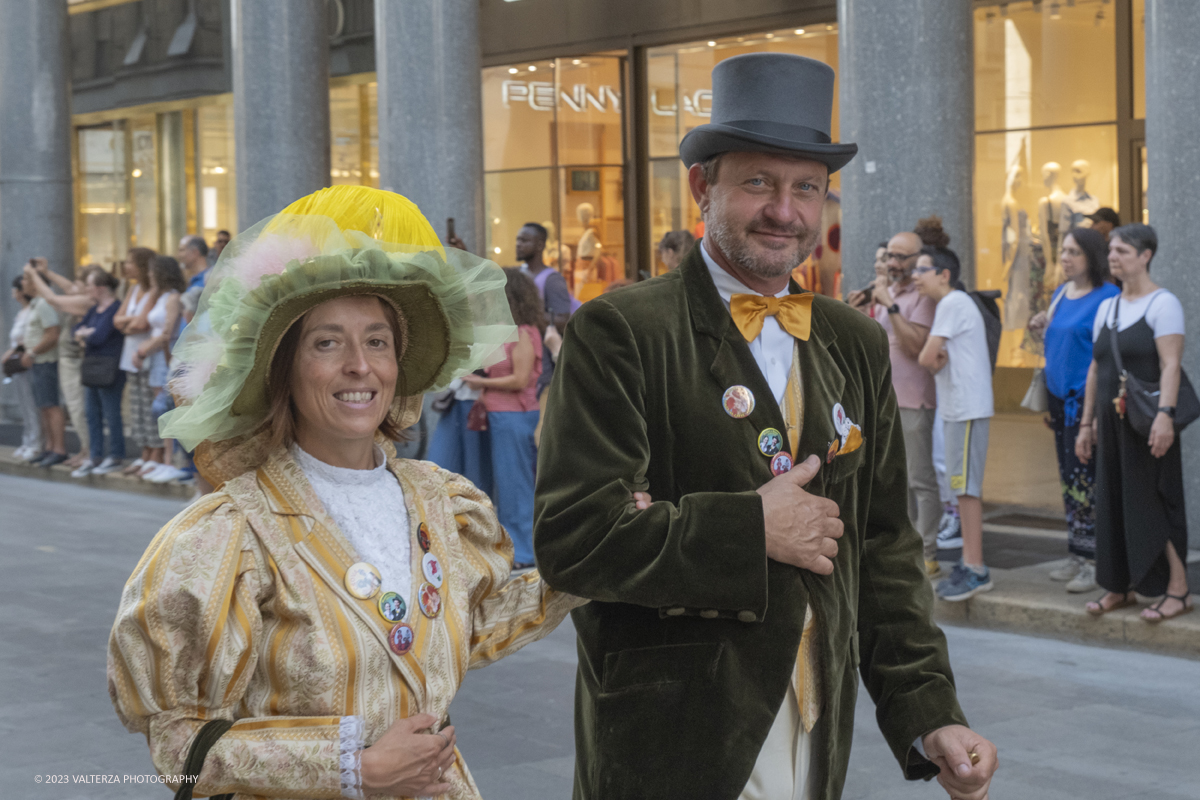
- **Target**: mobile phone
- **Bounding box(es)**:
[446,217,456,241]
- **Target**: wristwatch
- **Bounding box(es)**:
[886,303,901,315]
[1159,406,1177,418]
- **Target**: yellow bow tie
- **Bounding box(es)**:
[730,292,814,342]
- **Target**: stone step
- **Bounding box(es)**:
[0,446,193,500]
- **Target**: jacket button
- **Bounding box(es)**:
[700,609,719,619]
[737,610,757,623]
[665,607,686,616]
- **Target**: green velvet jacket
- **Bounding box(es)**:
[533,245,967,800]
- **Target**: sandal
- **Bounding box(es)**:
[1140,592,1194,624]
[1085,591,1137,616]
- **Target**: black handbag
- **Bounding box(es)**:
[173,719,234,800]
[80,354,121,387]
[3,346,27,377]
[1108,295,1200,436]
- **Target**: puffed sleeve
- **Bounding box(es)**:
[107,494,362,799]
[439,472,586,670]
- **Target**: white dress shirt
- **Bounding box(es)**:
[700,240,793,407]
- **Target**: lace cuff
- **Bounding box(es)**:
[339,716,365,800]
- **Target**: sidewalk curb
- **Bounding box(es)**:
[0,452,192,500]
[933,583,1200,662]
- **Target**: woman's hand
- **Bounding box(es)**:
[1149,412,1175,458]
[360,713,457,797]
[1027,310,1048,332]
[1075,424,1094,464]
[461,374,485,390]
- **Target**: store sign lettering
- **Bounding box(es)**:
[501,80,622,113]
[650,88,713,118]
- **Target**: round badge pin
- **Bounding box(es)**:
[377,591,407,623]
[758,427,783,457]
[417,522,431,553]
[344,561,382,600]
[722,385,755,419]
[419,583,442,618]
[832,402,850,438]
[422,552,444,589]
[388,622,415,655]
[770,451,793,476]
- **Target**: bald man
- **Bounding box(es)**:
[848,231,940,572]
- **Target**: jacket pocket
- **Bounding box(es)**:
[601,641,725,693]
[827,445,865,485]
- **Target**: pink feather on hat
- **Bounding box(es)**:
[227,233,321,289]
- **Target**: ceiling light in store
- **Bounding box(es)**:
[131,168,142,178]
[765,33,774,38]
[494,247,502,254]
[1049,2,1061,19]
[572,59,581,64]
[737,37,745,42]
[369,169,378,178]
[493,218,501,225]
[825,24,833,31]
[528,65,536,71]
[212,166,226,174]
[508,67,518,74]
[794,29,805,35]
[707,41,716,47]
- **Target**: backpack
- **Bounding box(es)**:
[968,290,1002,372]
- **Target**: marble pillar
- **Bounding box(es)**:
[1145,0,1200,540]
[231,0,330,228]
[837,0,974,291]
[375,0,483,253]
[0,0,75,419]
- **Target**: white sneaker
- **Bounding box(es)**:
[137,460,162,478]
[93,457,123,475]
[146,465,189,484]
[1065,561,1098,593]
[11,446,30,460]
[936,515,963,550]
[1049,553,1085,582]
[70,459,96,478]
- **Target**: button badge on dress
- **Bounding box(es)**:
[419,583,442,618]
[344,561,382,600]
[758,428,783,457]
[417,522,431,553]
[722,385,755,419]
[422,552,444,589]
[378,591,407,623]
[770,452,793,476]
[388,622,415,655]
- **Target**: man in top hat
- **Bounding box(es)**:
[534,53,998,800]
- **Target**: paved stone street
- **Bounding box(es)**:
[2,472,1198,799]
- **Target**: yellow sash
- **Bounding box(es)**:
[782,343,820,732]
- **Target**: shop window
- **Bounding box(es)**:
[331,80,378,188]
[197,102,237,243]
[975,1,1117,132]
[483,56,625,299]
[77,122,130,270]
[644,27,842,293]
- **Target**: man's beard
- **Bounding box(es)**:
[706,201,821,279]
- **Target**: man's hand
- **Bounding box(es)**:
[922,725,998,800]
[756,455,843,575]
[870,275,892,309]
[19,352,34,369]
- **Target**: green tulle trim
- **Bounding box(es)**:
[159,213,515,451]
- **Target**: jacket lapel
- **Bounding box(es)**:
[794,303,847,481]
[257,453,429,707]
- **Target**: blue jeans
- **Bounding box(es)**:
[427,399,492,497]
[487,409,539,565]
[86,372,126,462]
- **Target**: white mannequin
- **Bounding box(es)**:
[1037,162,1068,275]
[574,202,602,295]
[1058,159,1100,236]
[542,220,570,269]
[1000,163,1025,269]
[1001,164,1034,331]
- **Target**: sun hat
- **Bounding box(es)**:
[679,52,858,173]
[159,185,516,464]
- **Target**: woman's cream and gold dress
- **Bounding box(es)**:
[107,442,579,800]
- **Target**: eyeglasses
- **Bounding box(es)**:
[1060,246,1083,257]
[913,266,936,274]
[885,251,919,262]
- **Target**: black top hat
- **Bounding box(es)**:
[679,53,858,173]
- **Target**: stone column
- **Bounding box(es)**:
[1146,0,1200,539]
[837,0,974,290]
[0,0,74,419]
[231,0,330,228]
[375,0,483,253]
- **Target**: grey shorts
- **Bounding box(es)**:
[30,361,61,409]
[943,418,989,498]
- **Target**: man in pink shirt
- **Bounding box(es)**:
[849,230,940,574]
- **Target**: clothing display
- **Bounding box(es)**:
[1001,208,1036,331]
[1091,289,1188,597]
[930,291,995,422]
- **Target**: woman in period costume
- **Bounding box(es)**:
[107,185,582,799]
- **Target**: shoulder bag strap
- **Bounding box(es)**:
[1108,296,1126,376]
[1046,284,1068,323]
[174,719,234,800]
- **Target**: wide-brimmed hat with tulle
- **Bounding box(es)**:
[159,185,515,481]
